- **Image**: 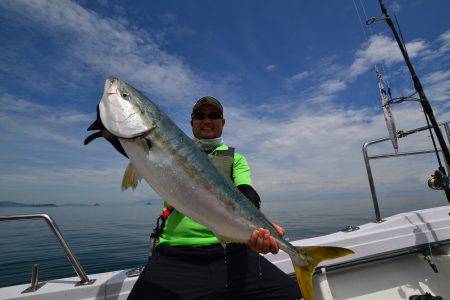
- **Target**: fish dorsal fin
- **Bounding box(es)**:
[121,162,142,191]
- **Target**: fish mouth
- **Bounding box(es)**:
[102,79,135,124]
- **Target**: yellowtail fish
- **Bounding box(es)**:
[86,77,354,300]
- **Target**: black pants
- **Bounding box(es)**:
[128,244,301,300]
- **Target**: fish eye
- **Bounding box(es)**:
[122,93,128,98]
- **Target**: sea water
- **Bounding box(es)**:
[0,196,446,288]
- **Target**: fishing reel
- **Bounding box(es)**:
[428,169,449,190]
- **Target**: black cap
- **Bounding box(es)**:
[191,96,223,118]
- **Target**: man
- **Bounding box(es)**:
[128,96,301,299]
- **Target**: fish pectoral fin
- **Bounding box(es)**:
[136,137,152,153]
[121,162,143,191]
[290,246,354,300]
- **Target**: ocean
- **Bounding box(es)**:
[0,196,446,288]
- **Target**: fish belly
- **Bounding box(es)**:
[119,138,254,243]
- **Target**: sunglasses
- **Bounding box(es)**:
[192,111,223,120]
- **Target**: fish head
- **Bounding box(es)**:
[99,77,156,138]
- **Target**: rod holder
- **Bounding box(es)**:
[363,121,450,222]
[31,264,38,290]
[21,264,44,293]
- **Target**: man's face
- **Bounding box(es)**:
[191,104,225,139]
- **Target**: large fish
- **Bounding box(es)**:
[85,77,354,300]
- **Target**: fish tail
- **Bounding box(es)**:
[289,246,354,300]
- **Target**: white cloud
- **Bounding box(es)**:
[349,34,428,79]
[1,3,448,205]
[4,92,448,204]
[437,29,450,54]
[284,70,311,89]
[290,71,310,81]
[415,29,450,61]
[224,102,450,200]
[265,64,276,71]
[423,70,450,102]
[318,79,347,94]
[0,93,158,204]
[0,0,218,105]
[0,164,157,204]
[424,70,450,84]
[0,93,91,148]
[0,94,49,113]
[294,29,448,103]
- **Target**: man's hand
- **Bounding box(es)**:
[247,223,285,255]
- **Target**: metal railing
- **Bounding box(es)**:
[0,214,94,286]
[363,121,450,223]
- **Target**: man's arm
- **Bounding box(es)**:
[237,184,261,208]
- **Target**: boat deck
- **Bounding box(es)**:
[1,205,450,299]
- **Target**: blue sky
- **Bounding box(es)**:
[0,0,449,205]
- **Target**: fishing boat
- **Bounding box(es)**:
[1,1,449,299]
[1,114,449,299]
[1,117,449,300]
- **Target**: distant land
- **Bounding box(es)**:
[0,199,163,208]
[0,201,100,207]
[133,199,162,206]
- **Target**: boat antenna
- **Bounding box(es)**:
[367,0,450,202]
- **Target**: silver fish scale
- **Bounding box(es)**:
[110,79,302,257]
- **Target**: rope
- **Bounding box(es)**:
[357,0,392,89]
[359,0,374,36]
[352,0,369,41]
[352,0,380,110]
[394,15,408,54]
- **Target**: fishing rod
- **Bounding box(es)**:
[367,0,450,202]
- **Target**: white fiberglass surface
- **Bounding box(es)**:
[320,251,450,299]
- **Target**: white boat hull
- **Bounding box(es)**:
[2,205,450,299]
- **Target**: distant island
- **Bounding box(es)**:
[0,201,100,207]
[0,201,56,207]
[133,199,161,206]
[0,200,164,207]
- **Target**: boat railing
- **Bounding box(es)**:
[363,121,450,223]
[0,214,95,288]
